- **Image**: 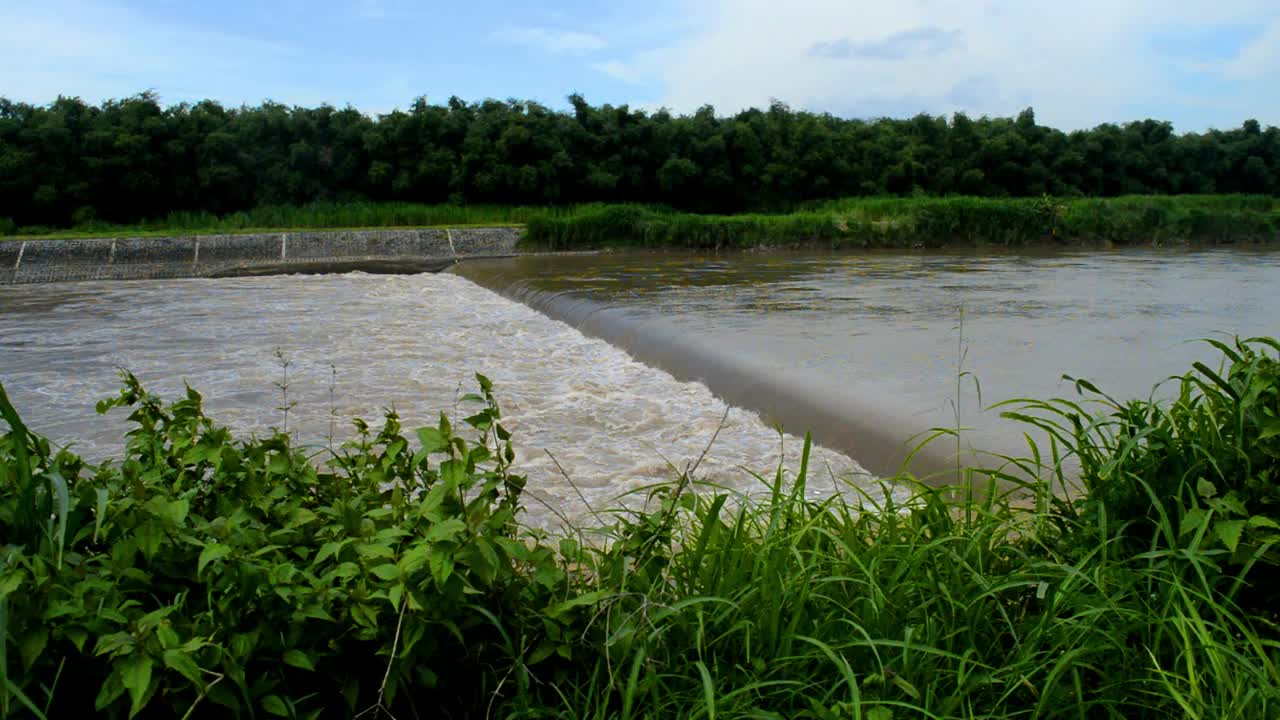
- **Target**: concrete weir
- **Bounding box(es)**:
[0,227,522,285]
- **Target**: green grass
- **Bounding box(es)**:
[524,196,1280,250]
[2,201,561,240]
[3,340,1280,717]
[7,196,1278,248]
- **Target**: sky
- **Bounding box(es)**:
[1,0,1277,131]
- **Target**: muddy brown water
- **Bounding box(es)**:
[2,247,1278,524]
[454,247,1280,481]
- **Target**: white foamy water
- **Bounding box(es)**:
[0,272,877,526]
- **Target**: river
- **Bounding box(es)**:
[456,247,1280,479]
[0,270,873,527]
[2,248,1278,520]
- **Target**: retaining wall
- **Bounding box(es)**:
[0,227,521,285]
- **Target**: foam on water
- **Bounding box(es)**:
[0,271,879,526]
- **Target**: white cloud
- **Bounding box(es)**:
[1225,19,1280,78]
[591,60,641,83]
[492,27,608,55]
[0,0,323,106]
[611,0,1280,129]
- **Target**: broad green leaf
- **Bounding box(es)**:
[892,675,921,701]
[155,625,179,650]
[262,694,290,717]
[370,563,401,581]
[143,496,190,527]
[95,671,125,711]
[313,540,347,566]
[1215,520,1246,553]
[1180,507,1207,537]
[440,459,465,492]
[137,606,175,632]
[475,537,501,570]
[95,632,136,657]
[94,488,109,543]
[528,639,557,665]
[293,604,336,623]
[134,523,163,560]
[417,484,448,516]
[547,590,611,620]
[267,454,290,474]
[324,562,361,582]
[399,544,430,576]
[198,544,232,576]
[424,518,467,543]
[41,602,78,621]
[120,654,153,718]
[464,545,497,587]
[428,547,454,587]
[1212,492,1248,517]
[288,508,318,528]
[65,628,88,652]
[355,543,395,560]
[162,649,203,685]
[867,708,895,720]
[1196,478,1218,499]
[0,570,25,597]
[47,470,69,565]
[283,649,316,671]
[416,427,449,454]
[1259,419,1280,441]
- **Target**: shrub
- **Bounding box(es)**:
[0,374,577,718]
[999,337,1280,611]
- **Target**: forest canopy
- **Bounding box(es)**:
[0,92,1277,229]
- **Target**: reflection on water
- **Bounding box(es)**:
[455,248,1280,476]
[0,272,875,528]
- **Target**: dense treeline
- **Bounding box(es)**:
[1,92,1278,231]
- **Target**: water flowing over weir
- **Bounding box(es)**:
[452,249,1280,485]
[453,260,962,481]
[0,272,880,528]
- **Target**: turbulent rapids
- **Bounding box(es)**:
[0,271,875,526]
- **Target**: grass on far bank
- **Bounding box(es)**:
[4,195,1278,249]
[524,195,1280,249]
[0,201,553,240]
[3,336,1280,718]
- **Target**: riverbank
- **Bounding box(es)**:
[2,337,1278,718]
[525,195,1280,249]
[6,195,1277,250]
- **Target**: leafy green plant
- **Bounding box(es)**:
[998,337,1280,610]
[5,338,1280,718]
[0,373,580,718]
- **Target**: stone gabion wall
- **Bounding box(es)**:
[0,227,522,285]
[450,227,521,257]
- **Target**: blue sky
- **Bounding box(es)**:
[1,0,1277,131]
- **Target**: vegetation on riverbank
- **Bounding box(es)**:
[0,202,550,240]
[6,195,1276,250]
[3,337,1280,718]
[3,93,1279,232]
[524,195,1280,249]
